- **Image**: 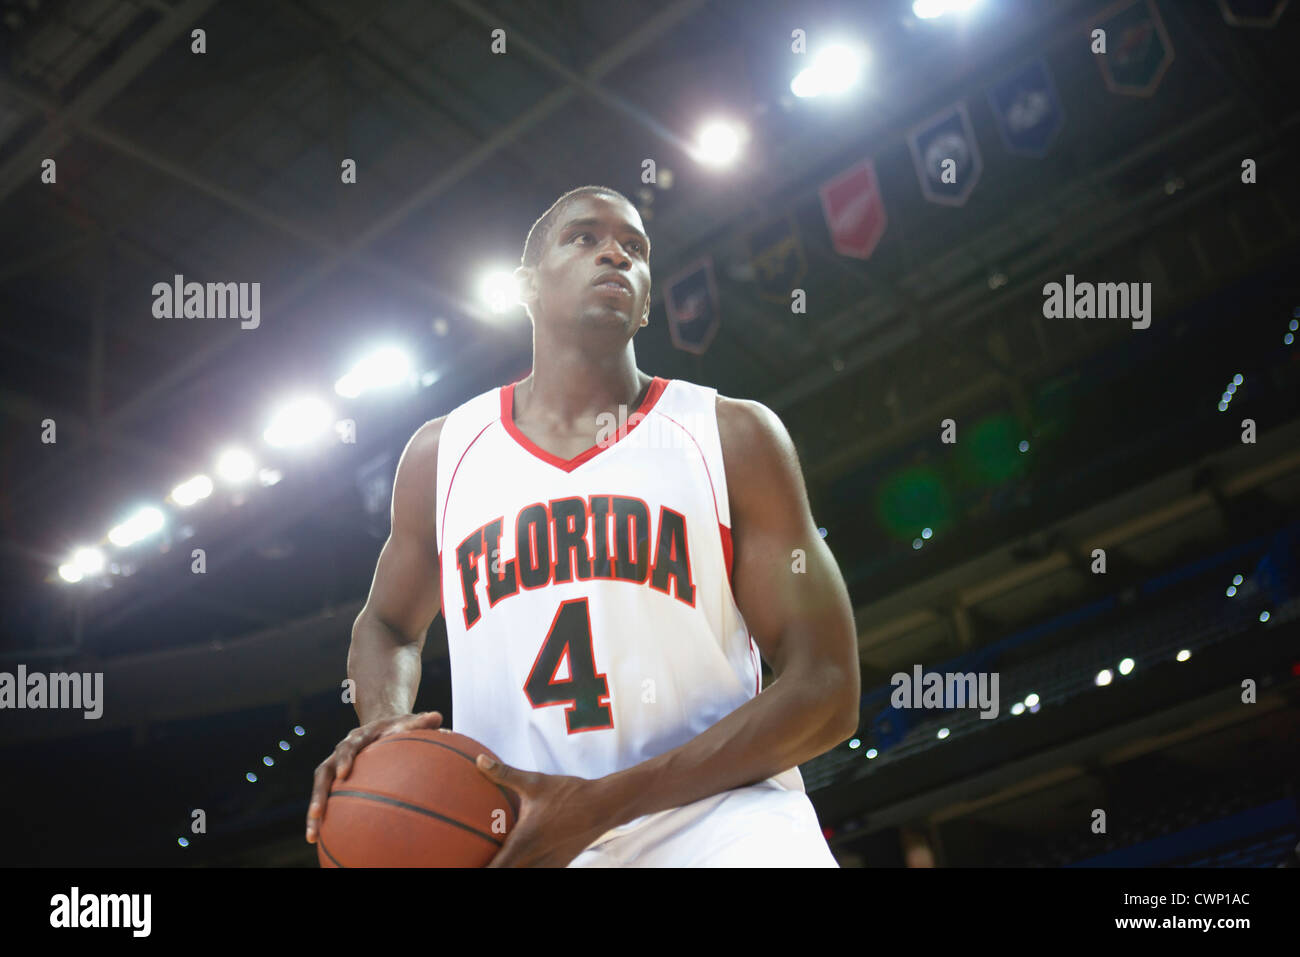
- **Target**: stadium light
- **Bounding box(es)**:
[263,396,334,448]
[72,547,105,575]
[171,474,213,508]
[1010,701,1025,715]
[1118,657,1135,676]
[1176,649,1191,662]
[478,268,520,315]
[216,447,256,484]
[848,738,861,749]
[57,563,83,583]
[1024,692,1039,707]
[108,506,164,547]
[1095,668,1113,687]
[692,119,747,167]
[865,748,878,759]
[790,43,866,98]
[936,727,950,739]
[336,346,413,399]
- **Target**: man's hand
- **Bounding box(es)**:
[305,710,443,844]
[475,755,616,868]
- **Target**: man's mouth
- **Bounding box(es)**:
[594,281,633,296]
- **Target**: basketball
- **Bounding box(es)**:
[316,729,520,867]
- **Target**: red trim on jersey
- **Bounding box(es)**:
[440,419,496,552]
[499,376,669,473]
[718,523,734,590]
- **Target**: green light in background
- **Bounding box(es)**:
[955,415,1029,485]
[875,466,952,541]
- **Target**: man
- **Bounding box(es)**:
[306,186,860,866]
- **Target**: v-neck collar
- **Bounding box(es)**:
[500,376,669,473]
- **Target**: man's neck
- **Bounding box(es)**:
[517,354,651,428]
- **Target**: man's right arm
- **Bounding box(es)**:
[306,416,447,844]
[348,416,447,725]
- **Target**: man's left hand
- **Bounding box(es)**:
[475,754,616,867]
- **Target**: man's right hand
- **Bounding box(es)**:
[305,710,444,844]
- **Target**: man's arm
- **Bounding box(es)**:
[592,396,860,824]
[307,416,448,843]
[348,416,446,724]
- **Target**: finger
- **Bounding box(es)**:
[336,730,368,779]
[306,764,334,842]
[379,710,442,739]
[476,754,529,794]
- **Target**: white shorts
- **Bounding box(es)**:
[567,784,839,867]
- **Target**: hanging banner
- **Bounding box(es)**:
[907,101,982,207]
[987,58,1064,158]
[1095,0,1174,97]
[1217,0,1288,27]
[818,158,888,260]
[665,256,720,356]
[746,214,808,303]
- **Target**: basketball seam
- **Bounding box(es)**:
[317,836,346,867]
[372,735,520,816]
[329,790,503,847]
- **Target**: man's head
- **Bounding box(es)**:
[515,186,651,338]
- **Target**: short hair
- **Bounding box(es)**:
[520,185,637,270]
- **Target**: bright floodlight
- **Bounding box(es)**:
[478,268,520,315]
[848,738,861,749]
[216,448,256,483]
[693,119,746,167]
[937,727,950,739]
[1010,701,1025,716]
[1095,668,1113,687]
[172,474,214,507]
[263,396,333,448]
[1118,657,1135,675]
[865,748,878,759]
[791,44,865,98]
[58,563,83,583]
[1024,692,1040,708]
[108,506,164,547]
[1176,649,1191,662]
[73,547,105,575]
[336,347,413,398]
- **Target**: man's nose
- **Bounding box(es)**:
[595,239,630,267]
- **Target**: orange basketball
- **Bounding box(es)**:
[317,728,520,867]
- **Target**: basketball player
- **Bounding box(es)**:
[306,186,861,866]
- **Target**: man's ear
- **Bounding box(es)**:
[514,266,536,309]
[640,285,650,327]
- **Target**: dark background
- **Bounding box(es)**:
[0,0,1297,867]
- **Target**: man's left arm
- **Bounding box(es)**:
[591,395,861,824]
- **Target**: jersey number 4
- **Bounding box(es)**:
[523,598,613,733]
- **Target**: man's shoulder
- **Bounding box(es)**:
[714,393,788,464]
[399,415,449,475]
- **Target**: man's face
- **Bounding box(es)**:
[517,193,651,336]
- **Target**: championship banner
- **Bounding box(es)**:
[907,101,982,207]
[664,256,720,356]
[745,214,808,303]
[1095,0,1174,97]
[1217,0,1289,27]
[818,158,888,260]
[987,58,1064,158]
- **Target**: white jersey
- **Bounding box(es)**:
[434,376,808,832]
